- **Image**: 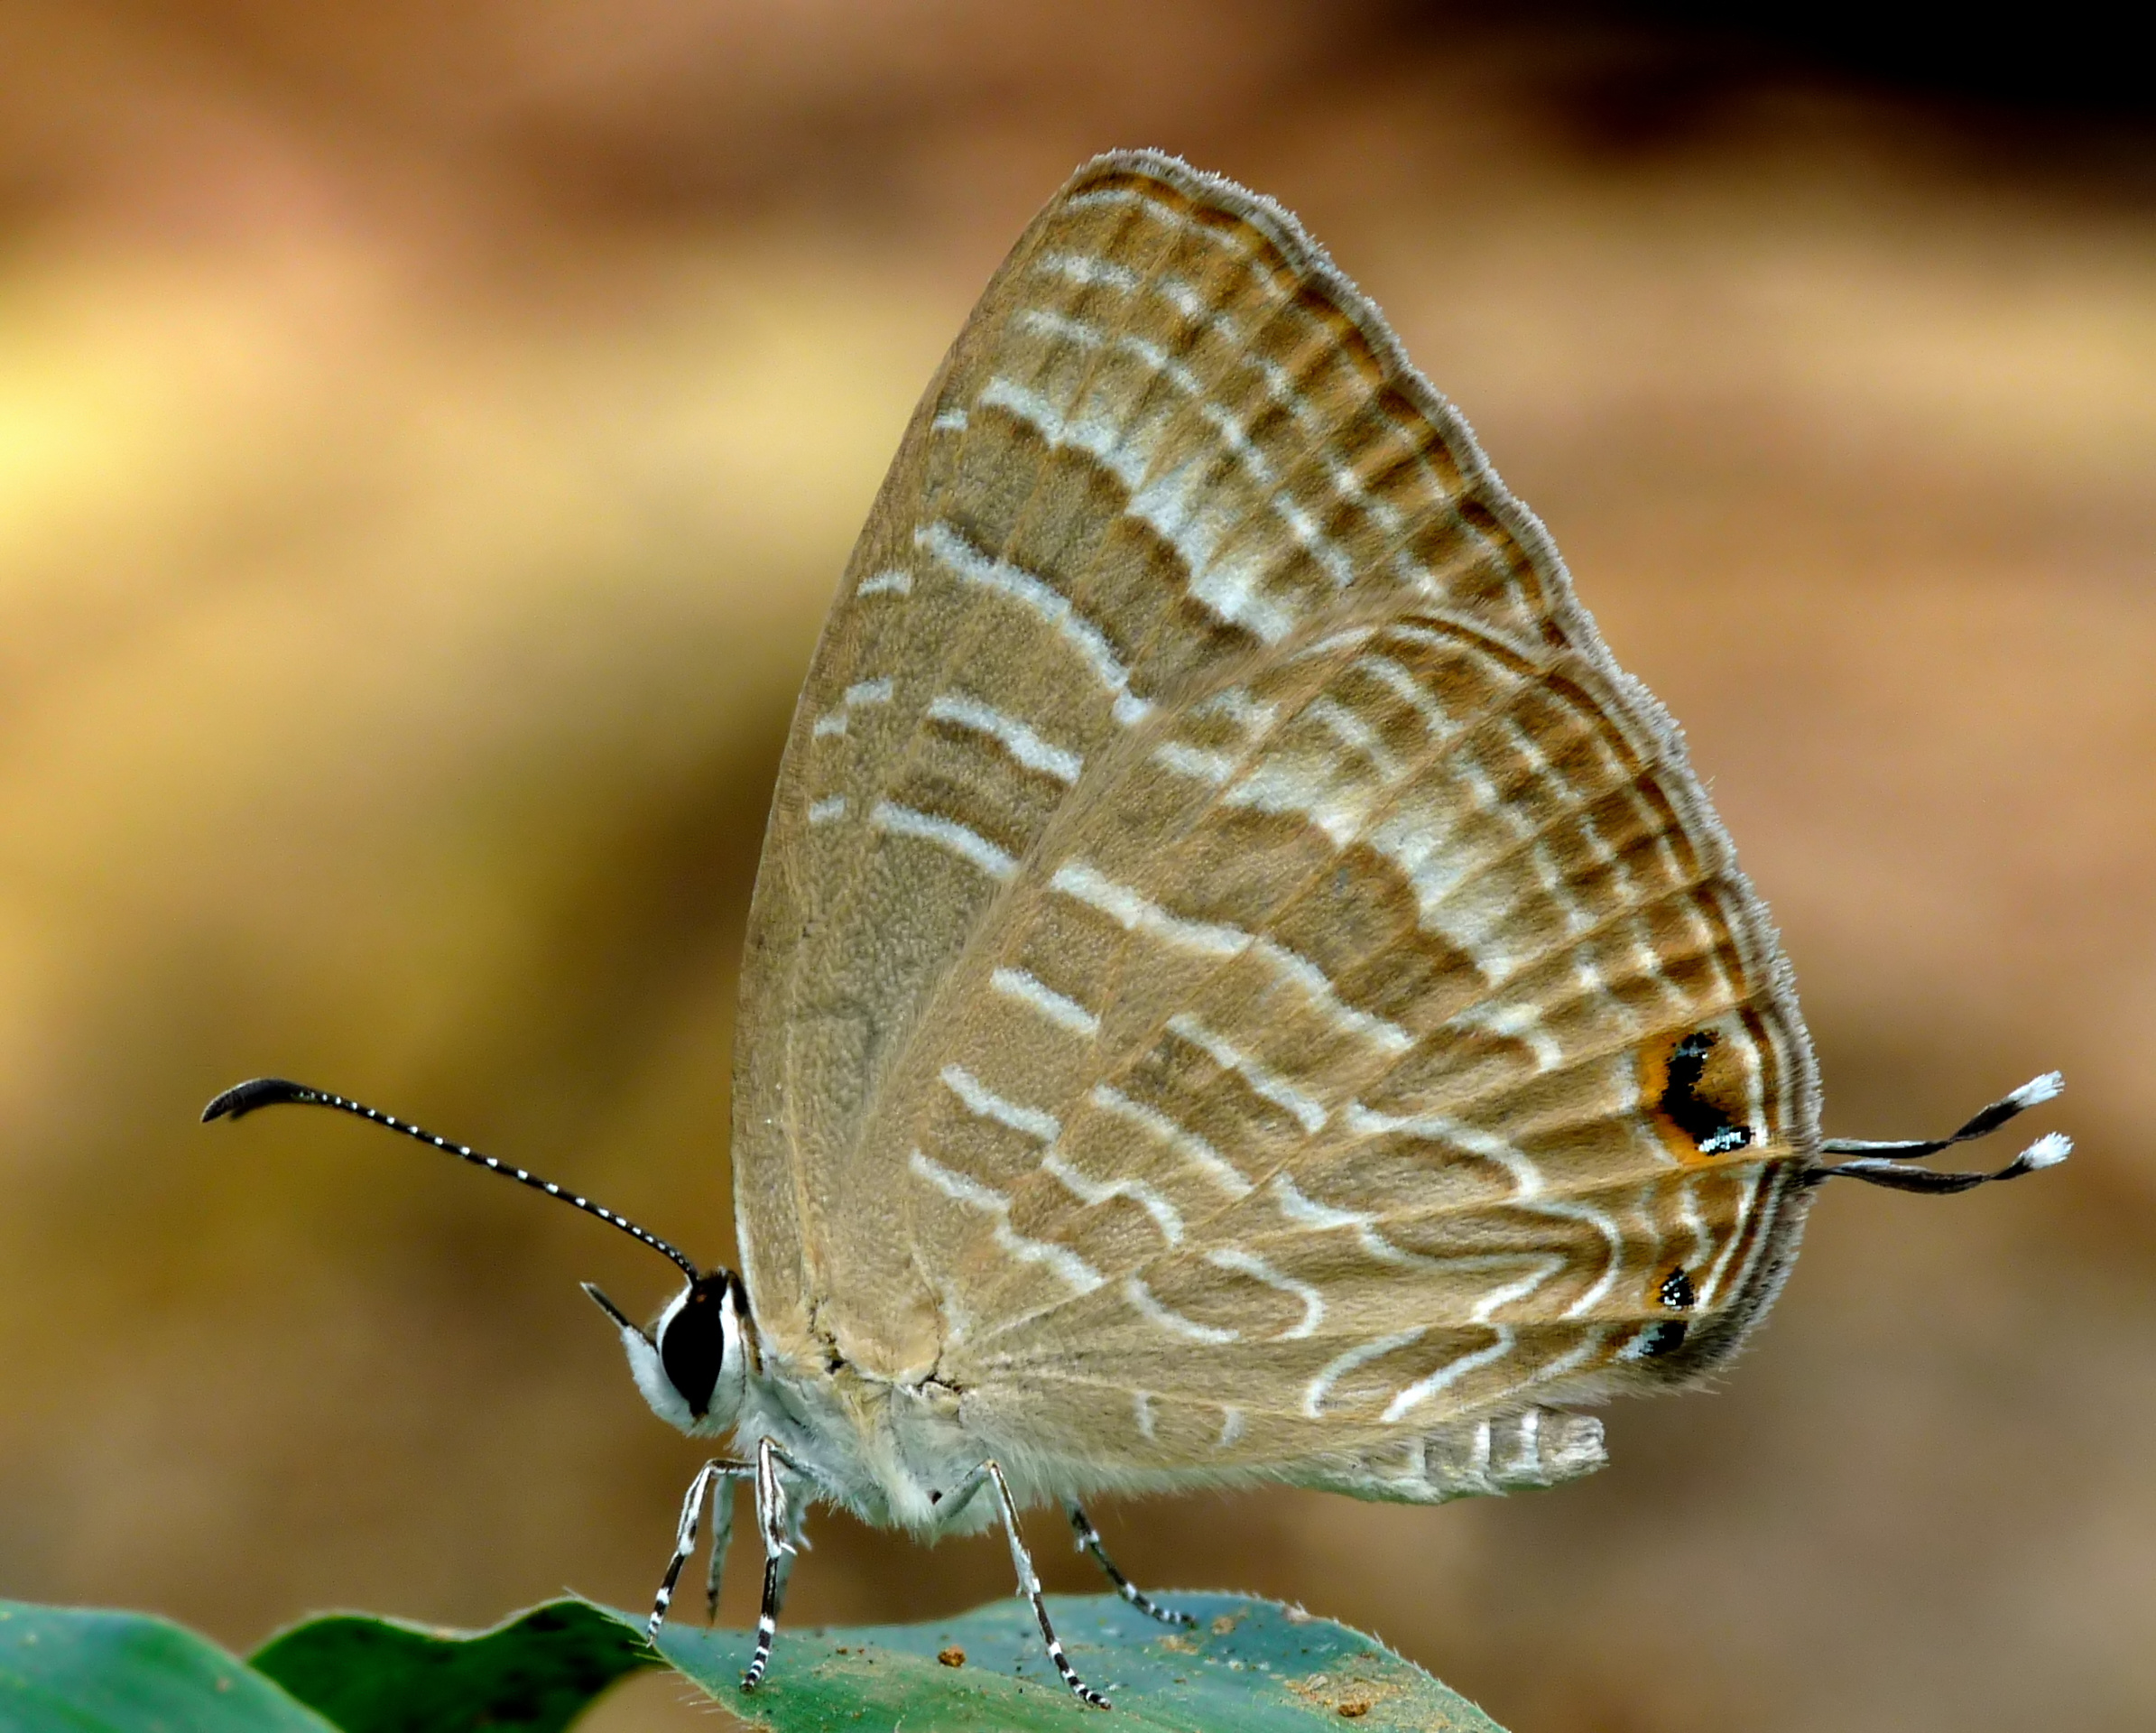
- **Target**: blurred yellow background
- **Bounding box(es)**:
[1,5,2150,1729]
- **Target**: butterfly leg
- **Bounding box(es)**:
[704,1463,736,1622]
[646,1458,755,1641]
[767,1480,810,1619]
[741,1435,808,1691]
[1067,1501,1194,1627]
[944,1460,1109,1708]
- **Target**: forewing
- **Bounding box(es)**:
[732,153,1819,1467]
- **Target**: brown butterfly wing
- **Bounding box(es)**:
[731,152,1818,1485]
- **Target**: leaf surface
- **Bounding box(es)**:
[0,1599,337,1733]
[250,1599,658,1733]
[4,1589,1508,1731]
[651,1591,1507,1731]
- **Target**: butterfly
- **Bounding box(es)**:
[207,148,2067,1708]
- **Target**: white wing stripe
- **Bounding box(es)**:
[1354,653,1454,737]
[1032,251,1142,291]
[976,377,1291,646]
[1346,1109,1642,1318]
[978,375,1144,491]
[1673,1172,1712,1273]
[1304,1327,1426,1419]
[1041,1150,1185,1246]
[1222,754,1369,847]
[978,373,1310,646]
[1261,947,1414,1055]
[915,517,1152,727]
[1052,861,1411,1054]
[1168,1013,1328,1135]
[1204,1246,1323,1339]
[1269,1172,1430,1267]
[1343,1103,1545,1200]
[1303,694,1403,780]
[1381,1330,1517,1424]
[926,692,1085,784]
[1087,1084,1254,1198]
[870,802,1017,882]
[1698,1171,1759,1309]
[989,967,1100,1037]
[1242,350,1325,435]
[1453,999,1564,1071]
[1012,305,1354,603]
[909,1149,1104,1295]
[939,1064,1060,1143]
[1189,687,1277,732]
[1542,1195,1629,1319]
[1123,1275,1237,1344]
[1152,740,1239,784]
[1013,310,1206,402]
[811,675,894,737]
[1051,861,1245,956]
[1471,1256,1568,1325]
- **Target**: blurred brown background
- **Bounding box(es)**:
[1,5,2150,1729]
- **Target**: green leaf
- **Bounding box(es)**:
[0,1599,337,1733]
[649,1591,1508,1731]
[250,1599,660,1733]
[5,1592,1505,1731]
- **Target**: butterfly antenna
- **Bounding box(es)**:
[1814,1070,2071,1193]
[202,1077,701,1278]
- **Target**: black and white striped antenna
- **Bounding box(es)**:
[201,1077,702,1279]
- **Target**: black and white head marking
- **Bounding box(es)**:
[585,1270,751,1437]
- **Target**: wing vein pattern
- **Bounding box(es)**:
[733,150,1818,1487]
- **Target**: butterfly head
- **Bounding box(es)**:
[584,1271,751,1437]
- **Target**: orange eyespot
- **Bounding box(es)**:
[1642,1028,1757,1164]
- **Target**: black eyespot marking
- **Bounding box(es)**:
[1637,1319,1689,1358]
[1660,1268,1697,1311]
[1660,1031,1754,1155]
[659,1274,732,1418]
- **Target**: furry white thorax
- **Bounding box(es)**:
[733,1355,1000,1535]
[610,1293,1075,1536]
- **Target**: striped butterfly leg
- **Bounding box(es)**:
[646,1458,755,1641]
[940,1461,1109,1708]
[704,1457,737,1623]
[1066,1501,1194,1628]
[741,1435,809,1691]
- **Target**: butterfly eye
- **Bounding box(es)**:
[657,1274,737,1419]
[1660,1268,1697,1311]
